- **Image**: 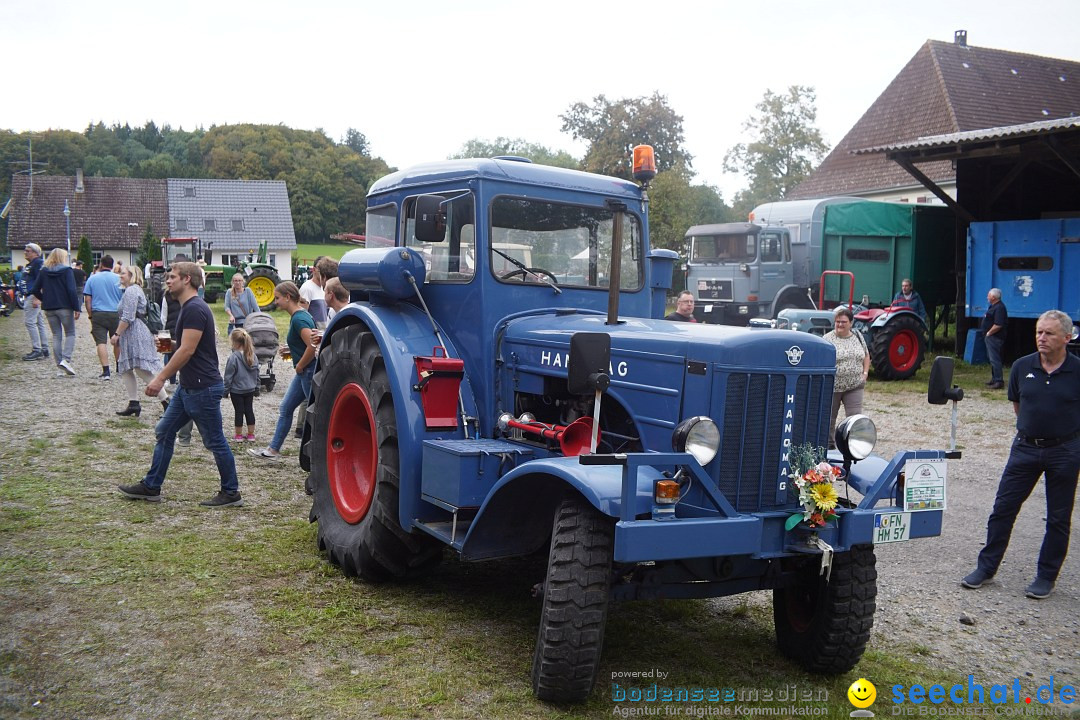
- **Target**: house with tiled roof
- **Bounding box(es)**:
[165,178,297,279]
[6,173,168,266]
[790,31,1080,203]
[6,174,296,280]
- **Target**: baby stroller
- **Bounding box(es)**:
[244,311,280,392]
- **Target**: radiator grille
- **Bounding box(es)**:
[717,372,834,512]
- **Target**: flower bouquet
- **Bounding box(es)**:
[784,442,842,531]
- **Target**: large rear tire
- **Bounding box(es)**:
[247,267,281,311]
[531,495,614,703]
[871,315,926,380]
[308,324,442,580]
[772,544,877,673]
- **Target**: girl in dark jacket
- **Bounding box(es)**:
[29,248,80,375]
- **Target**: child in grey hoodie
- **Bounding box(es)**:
[223,329,260,441]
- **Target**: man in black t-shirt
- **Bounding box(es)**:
[962,310,1080,599]
[72,261,86,311]
[118,262,241,507]
[665,291,699,322]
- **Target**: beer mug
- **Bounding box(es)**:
[156,332,173,353]
[280,344,292,361]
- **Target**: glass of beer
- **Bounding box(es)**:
[310,330,323,348]
[280,344,292,361]
[156,332,172,353]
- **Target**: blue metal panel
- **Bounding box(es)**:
[967,219,1080,320]
[614,517,763,562]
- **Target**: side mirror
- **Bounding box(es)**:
[568,332,611,395]
[414,195,446,243]
[927,356,964,405]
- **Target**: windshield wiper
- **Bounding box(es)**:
[492,248,562,294]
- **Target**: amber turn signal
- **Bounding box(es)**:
[655,479,680,505]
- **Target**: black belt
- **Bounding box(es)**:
[1020,431,1080,448]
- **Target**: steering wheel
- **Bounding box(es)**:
[502,268,560,285]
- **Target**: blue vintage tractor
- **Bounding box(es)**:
[299,153,957,703]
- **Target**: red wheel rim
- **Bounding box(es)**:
[888,330,919,372]
[327,382,378,524]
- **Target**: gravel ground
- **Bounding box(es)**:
[833,380,1080,684]
[4,311,1079,689]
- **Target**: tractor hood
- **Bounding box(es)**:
[498,312,838,512]
[501,312,836,380]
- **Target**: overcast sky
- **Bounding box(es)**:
[6,0,1079,202]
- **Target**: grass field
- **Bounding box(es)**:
[293,242,361,265]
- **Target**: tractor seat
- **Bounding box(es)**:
[854,307,886,323]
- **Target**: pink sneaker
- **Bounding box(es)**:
[245,434,256,442]
[233,434,244,441]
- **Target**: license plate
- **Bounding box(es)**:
[874,512,911,544]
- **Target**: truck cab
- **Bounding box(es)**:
[685,222,794,323]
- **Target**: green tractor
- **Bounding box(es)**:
[149,237,281,311]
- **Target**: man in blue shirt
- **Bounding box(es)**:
[962,310,1080,599]
[891,279,926,321]
[83,255,125,380]
[981,288,1008,390]
[118,262,242,507]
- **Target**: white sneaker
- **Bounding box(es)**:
[59,359,76,376]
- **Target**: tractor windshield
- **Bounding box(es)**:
[489,197,642,290]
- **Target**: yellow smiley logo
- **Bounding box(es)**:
[848,678,877,709]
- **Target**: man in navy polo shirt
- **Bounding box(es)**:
[962,310,1080,599]
[118,262,242,507]
[982,288,1008,389]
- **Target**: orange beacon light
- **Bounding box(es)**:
[632,145,657,183]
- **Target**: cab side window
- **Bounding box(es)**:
[404,192,476,283]
[760,234,782,262]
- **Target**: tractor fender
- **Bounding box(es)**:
[836,454,892,498]
[458,456,658,561]
[870,308,927,332]
[315,302,480,530]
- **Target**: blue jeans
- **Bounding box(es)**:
[142,382,238,494]
[45,308,77,363]
[985,333,1004,383]
[977,436,1080,581]
[270,366,314,452]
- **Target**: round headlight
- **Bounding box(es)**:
[672,416,720,466]
[835,414,877,460]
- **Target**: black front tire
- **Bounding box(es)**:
[308,324,441,580]
[531,495,614,703]
[772,544,877,673]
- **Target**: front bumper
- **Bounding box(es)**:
[602,450,948,564]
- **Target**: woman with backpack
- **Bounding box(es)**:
[111,264,169,417]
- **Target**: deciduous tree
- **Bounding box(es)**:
[561,93,692,179]
[450,137,578,168]
[723,85,828,216]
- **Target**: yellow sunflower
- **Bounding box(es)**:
[809,482,839,512]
